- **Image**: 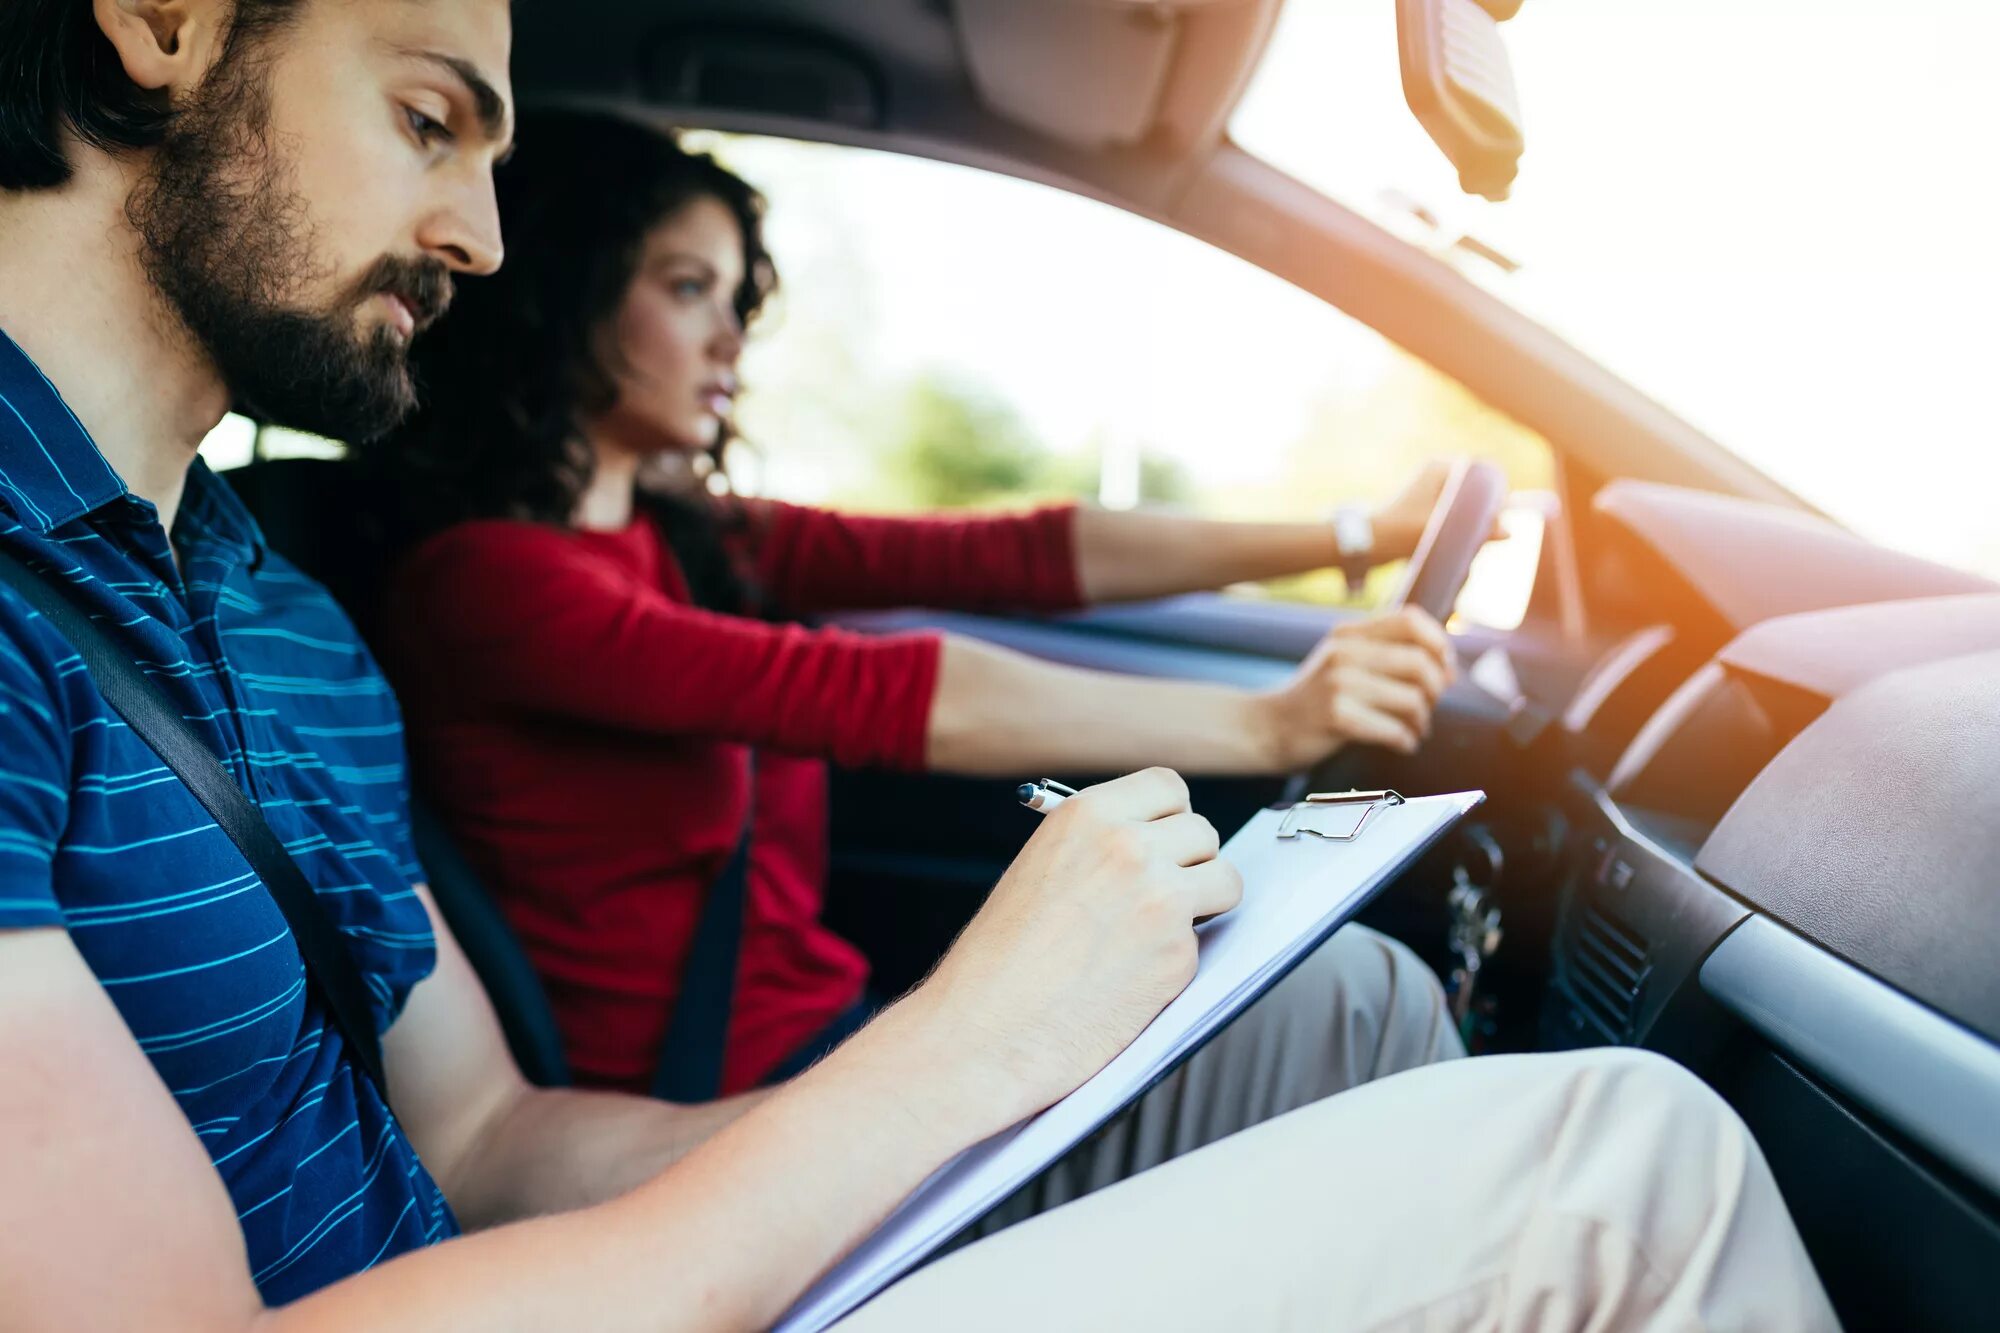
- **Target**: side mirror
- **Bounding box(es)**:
[1395,0,1526,201]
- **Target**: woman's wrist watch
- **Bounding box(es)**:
[1330,505,1374,595]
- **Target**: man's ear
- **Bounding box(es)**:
[92,0,231,99]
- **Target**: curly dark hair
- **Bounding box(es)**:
[354,107,779,613]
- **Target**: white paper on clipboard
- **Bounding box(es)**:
[777,789,1485,1333]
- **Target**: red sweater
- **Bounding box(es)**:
[380,499,1082,1092]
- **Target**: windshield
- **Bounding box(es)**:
[1233,0,2000,578]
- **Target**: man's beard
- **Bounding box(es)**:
[126,51,451,443]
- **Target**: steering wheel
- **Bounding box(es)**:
[1281,460,1509,803]
[1388,459,1510,623]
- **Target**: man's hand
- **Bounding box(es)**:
[910,768,1242,1126]
[1256,607,1455,766]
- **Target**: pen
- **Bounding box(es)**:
[1017,778,1077,815]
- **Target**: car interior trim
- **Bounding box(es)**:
[1701,915,2000,1201]
[1718,592,2000,701]
[1593,480,1994,631]
[1695,650,2000,1042]
[1560,623,1674,734]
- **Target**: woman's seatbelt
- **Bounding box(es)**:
[650,752,752,1103]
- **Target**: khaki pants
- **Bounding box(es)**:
[839,925,1835,1331]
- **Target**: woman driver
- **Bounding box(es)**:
[362,109,1463,1096]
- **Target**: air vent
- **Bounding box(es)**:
[1558,894,1652,1043]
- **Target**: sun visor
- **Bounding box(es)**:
[956,0,1257,150]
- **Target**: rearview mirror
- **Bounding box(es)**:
[1396,0,1526,201]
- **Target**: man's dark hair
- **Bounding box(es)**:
[0,0,302,190]
[354,108,780,614]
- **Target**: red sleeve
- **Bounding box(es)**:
[385,522,941,771]
[741,500,1084,617]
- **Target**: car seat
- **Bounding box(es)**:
[225,455,573,1087]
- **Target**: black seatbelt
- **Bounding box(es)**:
[651,752,752,1103]
[0,548,390,1098]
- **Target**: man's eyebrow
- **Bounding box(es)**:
[393,45,515,158]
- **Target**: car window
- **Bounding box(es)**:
[199,133,1555,629]
[201,417,341,469]
[704,135,1554,628]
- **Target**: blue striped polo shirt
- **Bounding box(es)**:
[0,328,457,1302]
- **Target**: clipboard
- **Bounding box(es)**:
[777,787,1485,1333]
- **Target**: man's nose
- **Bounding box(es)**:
[419,171,505,277]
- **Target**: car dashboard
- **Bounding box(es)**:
[1535,484,2000,1328]
[1545,592,2000,1047]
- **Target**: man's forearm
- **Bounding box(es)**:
[925,634,1282,776]
[450,1084,775,1229]
[1074,507,1342,604]
[262,1001,1013,1333]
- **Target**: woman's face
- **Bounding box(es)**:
[595,195,748,456]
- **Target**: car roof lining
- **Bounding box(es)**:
[512,0,1279,157]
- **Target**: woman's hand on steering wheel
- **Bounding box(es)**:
[1367,459,1506,565]
[1254,607,1457,769]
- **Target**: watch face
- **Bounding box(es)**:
[1333,507,1374,558]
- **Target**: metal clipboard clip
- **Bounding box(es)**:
[1276,789,1405,842]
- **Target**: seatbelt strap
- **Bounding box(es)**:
[651,752,752,1103]
[0,548,390,1098]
